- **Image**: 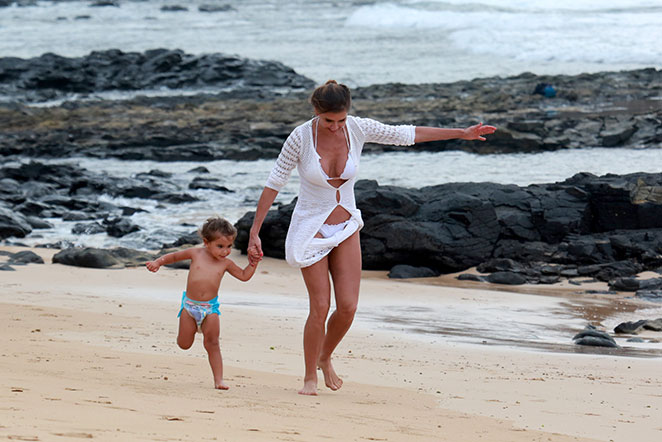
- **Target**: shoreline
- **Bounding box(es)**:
[2,245,662,441]
[3,245,662,356]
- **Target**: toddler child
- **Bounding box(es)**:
[146,216,259,389]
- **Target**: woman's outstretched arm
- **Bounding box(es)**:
[415,122,496,143]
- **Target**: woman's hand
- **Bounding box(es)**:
[462,122,497,141]
[247,234,264,264]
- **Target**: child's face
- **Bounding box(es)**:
[204,235,235,260]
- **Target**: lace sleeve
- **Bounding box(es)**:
[265,128,302,191]
[354,116,416,146]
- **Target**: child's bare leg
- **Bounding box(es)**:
[201,314,228,390]
[177,312,197,350]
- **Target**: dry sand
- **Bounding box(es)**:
[1,245,661,442]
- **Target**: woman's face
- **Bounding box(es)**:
[315,110,348,133]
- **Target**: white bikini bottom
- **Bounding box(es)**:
[300,218,360,267]
[317,220,350,239]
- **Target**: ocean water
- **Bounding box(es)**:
[0,0,660,86]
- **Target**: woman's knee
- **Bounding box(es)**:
[308,298,331,321]
[336,301,358,319]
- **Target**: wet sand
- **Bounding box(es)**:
[1,245,661,441]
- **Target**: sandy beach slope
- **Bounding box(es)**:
[1,246,661,441]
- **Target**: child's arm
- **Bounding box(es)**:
[224,258,258,282]
[146,248,195,273]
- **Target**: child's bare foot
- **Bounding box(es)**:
[298,378,318,396]
[215,380,229,390]
[318,358,342,391]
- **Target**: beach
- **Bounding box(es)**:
[2,1,661,441]
[2,245,661,442]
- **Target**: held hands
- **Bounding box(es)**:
[462,122,497,141]
[247,234,264,266]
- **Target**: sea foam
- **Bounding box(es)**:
[345,2,662,65]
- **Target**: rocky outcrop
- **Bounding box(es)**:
[0,48,314,102]
[3,157,661,286]
[352,69,662,154]
[1,58,660,161]
[0,161,204,242]
[235,172,662,283]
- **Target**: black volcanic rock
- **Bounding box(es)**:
[235,172,662,280]
[0,49,314,100]
[573,325,619,348]
[1,65,660,162]
[52,246,154,268]
[0,205,32,239]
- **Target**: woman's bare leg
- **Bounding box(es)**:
[299,257,331,395]
[319,231,361,391]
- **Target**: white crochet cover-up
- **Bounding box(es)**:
[265,115,416,268]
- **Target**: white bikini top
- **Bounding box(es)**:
[314,117,356,181]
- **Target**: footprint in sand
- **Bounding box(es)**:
[52,433,94,438]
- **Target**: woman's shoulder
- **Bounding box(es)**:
[284,119,314,149]
[292,118,315,132]
[347,115,380,126]
[346,115,380,133]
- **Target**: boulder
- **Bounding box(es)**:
[635,290,662,302]
[53,247,120,269]
[8,250,44,265]
[614,318,662,334]
[613,320,648,334]
[644,318,662,331]
[573,326,619,348]
[0,205,32,239]
[52,247,153,268]
[486,271,527,285]
[388,265,439,279]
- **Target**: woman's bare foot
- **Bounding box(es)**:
[298,378,318,395]
[318,358,343,391]
[215,380,229,390]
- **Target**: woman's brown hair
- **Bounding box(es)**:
[309,80,351,113]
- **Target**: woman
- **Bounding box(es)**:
[248,80,496,395]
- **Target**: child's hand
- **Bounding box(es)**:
[247,253,260,267]
[145,260,161,272]
[247,245,263,265]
